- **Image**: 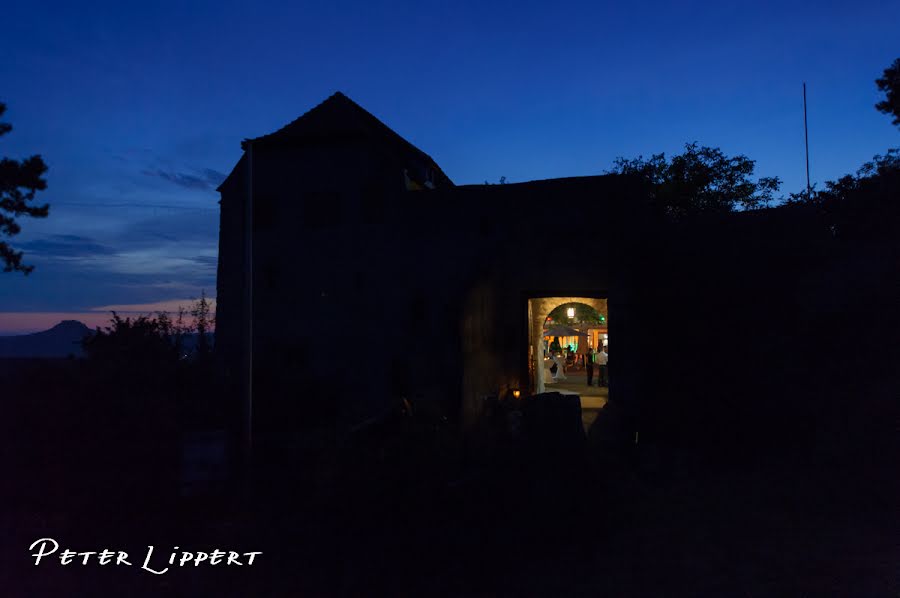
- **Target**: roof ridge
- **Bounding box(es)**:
[326,94,453,184]
[227,92,453,189]
[241,91,349,148]
[245,91,412,152]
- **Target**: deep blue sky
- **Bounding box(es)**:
[0,0,897,333]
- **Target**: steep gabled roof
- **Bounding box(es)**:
[218,92,452,191]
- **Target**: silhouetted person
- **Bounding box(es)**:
[565,345,575,368]
[586,347,595,386]
[550,337,561,353]
[596,346,608,387]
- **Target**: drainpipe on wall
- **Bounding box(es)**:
[242,142,254,473]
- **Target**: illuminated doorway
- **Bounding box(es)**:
[527,296,609,429]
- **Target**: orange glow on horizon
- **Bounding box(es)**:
[0,298,217,335]
[0,312,115,335]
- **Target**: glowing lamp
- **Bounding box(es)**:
[566,307,575,319]
[512,389,521,399]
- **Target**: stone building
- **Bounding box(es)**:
[216,92,900,466]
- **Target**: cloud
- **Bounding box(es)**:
[190,255,219,268]
[0,296,218,335]
[198,168,227,186]
[0,259,217,313]
[143,167,227,191]
[125,208,219,246]
[90,297,217,314]
[18,234,117,258]
[2,187,219,315]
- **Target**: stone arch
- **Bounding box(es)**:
[528,296,608,394]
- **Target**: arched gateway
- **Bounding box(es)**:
[529,297,607,394]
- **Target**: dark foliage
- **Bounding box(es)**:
[608,142,781,217]
[82,312,178,368]
[783,148,900,221]
[79,304,223,428]
[190,289,213,356]
[547,302,604,325]
[875,57,900,127]
[0,102,50,274]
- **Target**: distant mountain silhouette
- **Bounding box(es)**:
[0,320,93,358]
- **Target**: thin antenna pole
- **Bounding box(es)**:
[803,82,811,200]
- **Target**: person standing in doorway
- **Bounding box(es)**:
[596,346,609,387]
[585,347,595,386]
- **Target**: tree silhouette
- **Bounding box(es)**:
[0,102,49,274]
[609,143,781,217]
[82,312,178,366]
[190,290,213,356]
[547,303,605,325]
[784,148,900,205]
[875,57,900,127]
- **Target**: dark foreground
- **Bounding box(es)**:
[3,360,899,596]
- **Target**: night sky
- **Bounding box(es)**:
[1,0,897,334]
